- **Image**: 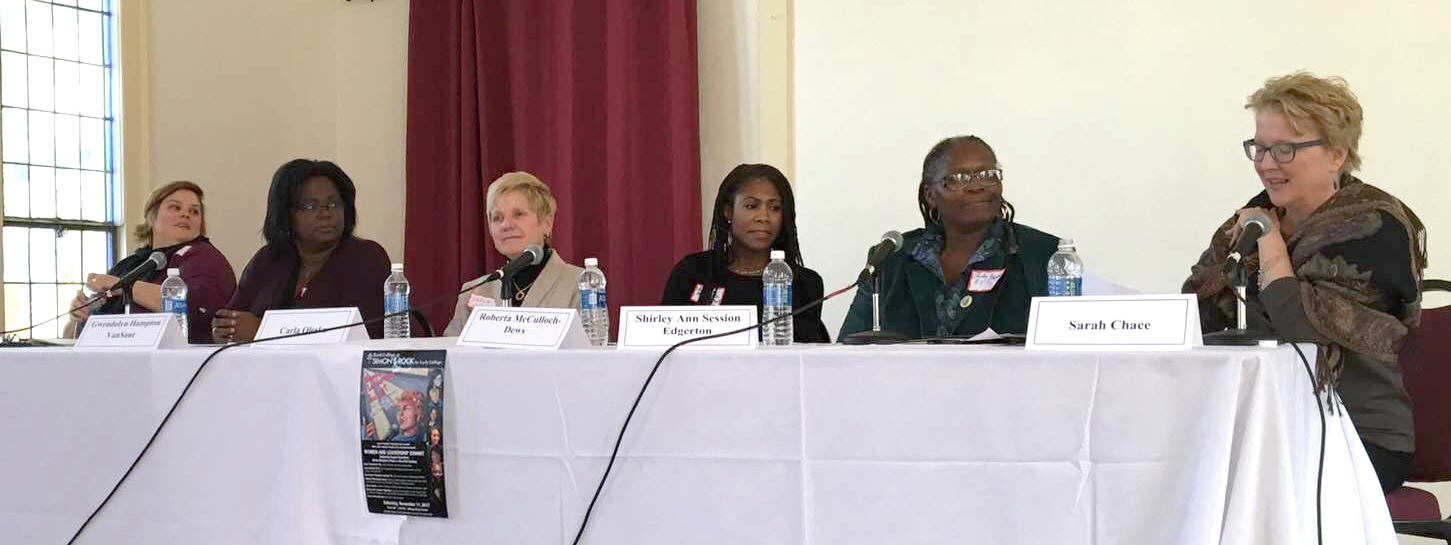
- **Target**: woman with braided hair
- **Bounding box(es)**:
[839,135,1062,340]
[659,163,831,342]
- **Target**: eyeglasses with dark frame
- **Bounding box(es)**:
[938,169,1004,191]
[1243,139,1324,163]
[294,200,343,212]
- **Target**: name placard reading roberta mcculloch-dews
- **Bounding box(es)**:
[360,350,448,517]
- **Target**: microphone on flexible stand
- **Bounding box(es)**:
[843,231,911,345]
[1204,210,1277,346]
[480,244,545,285]
[113,252,168,315]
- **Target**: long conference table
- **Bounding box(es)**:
[1,339,1395,544]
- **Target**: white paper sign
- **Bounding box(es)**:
[253,307,368,346]
[1026,294,1202,351]
[618,306,758,349]
[75,313,187,349]
[455,307,589,349]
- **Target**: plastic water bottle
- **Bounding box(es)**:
[384,263,411,339]
[762,250,793,346]
[578,257,609,346]
[160,268,189,340]
[1047,239,1084,297]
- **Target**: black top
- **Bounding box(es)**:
[659,250,831,343]
[500,247,553,305]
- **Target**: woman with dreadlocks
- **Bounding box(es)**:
[659,163,831,342]
[839,135,1061,340]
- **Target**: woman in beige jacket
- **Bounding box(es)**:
[443,172,584,336]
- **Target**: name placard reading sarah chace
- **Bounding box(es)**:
[75,313,186,349]
[1026,294,1202,351]
[456,307,588,349]
[253,307,368,346]
[618,306,757,349]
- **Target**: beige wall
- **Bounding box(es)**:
[124,0,407,274]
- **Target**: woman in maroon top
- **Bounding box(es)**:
[66,180,237,344]
[211,159,392,342]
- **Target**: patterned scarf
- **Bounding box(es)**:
[1186,177,1427,388]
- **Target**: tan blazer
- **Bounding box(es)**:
[443,252,585,336]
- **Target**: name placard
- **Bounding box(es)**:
[618,306,757,349]
[75,313,187,349]
[253,307,368,346]
[1026,294,1202,351]
[455,307,588,349]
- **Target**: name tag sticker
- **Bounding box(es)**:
[75,313,186,349]
[618,306,757,349]
[456,307,588,350]
[1026,294,1203,351]
[254,307,368,346]
[967,268,1006,293]
[467,294,497,309]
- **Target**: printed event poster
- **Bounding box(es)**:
[360,350,448,517]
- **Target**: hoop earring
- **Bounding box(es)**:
[928,208,942,225]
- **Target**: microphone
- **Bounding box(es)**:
[857,231,904,283]
[483,244,545,283]
[1230,210,1272,260]
[112,251,168,289]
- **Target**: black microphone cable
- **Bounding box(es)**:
[65,284,476,545]
[570,281,857,545]
[1227,287,1326,545]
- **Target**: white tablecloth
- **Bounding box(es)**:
[0,340,1393,544]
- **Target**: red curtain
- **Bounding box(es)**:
[405,0,701,337]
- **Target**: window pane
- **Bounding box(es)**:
[80,117,103,170]
[26,1,52,58]
[29,227,56,282]
[4,283,32,338]
[54,61,81,115]
[80,169,104,222]
[57,228,81,282]
[1,51,26,108]
[0,0,27,53]
[55,167,80,219]
[29,110,54,166]
[31,282,58,338]
[79,63,103,117]
[3,163,27,217]
[82,229,107,278]
[53,6,79,61]
[78,10,102,65]
[54,114,80,168]
[28,165,53,218]
[77,0,101,12]
[1,107,26,163]
[3,226,28,282]
[27,55,53,112]
[53,0,75,8]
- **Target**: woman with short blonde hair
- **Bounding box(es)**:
[1185,72,1427,492]
[443,171,584,336]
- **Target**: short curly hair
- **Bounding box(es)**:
[1246,72,1364,174]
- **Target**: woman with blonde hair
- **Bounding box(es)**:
[443,172,584,336]
[66,180,237,343]
[1184,72,1427,492]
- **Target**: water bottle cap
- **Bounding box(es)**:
[584,257,598,267]
[167,268,180,276]
[770,250,785,260]
[391,263,404,271]
[1058,238,1075,248]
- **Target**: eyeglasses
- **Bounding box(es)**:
[1243,139,1323,163]
[939,169,1003,191]
[295,200,343,212]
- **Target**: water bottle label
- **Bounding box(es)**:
[1048,277,1082,297]
[163,297,187,315]
[581,289,606,310]
[763,284,791,307]
[385,294,409,314]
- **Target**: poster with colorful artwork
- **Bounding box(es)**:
[360,350,447,517]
